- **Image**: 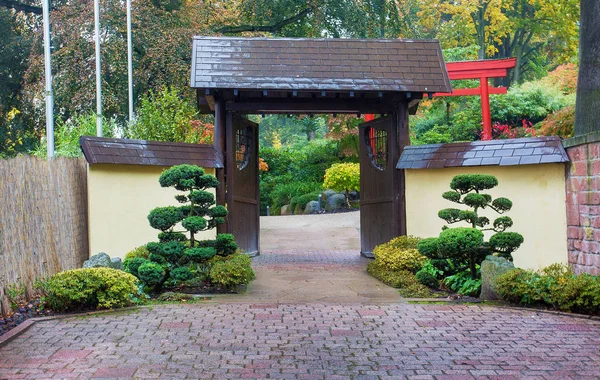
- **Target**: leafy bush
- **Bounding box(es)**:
[270,181,323,211]
[418,174,524,279]
[538,105,575,138]
[373,236,426,273]
[125,245,150,261]
[366,261,433,297]
[415,270,439,289]
[209,254,256,288]
[137,262,165,287]
[38,268,137,311]
[289,191,322,214]
[496,264,600,314]
[323,163,360,207]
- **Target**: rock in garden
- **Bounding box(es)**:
[304,200,320,214]
[326,193,346,211]
[348,190,360,201]
[110,257,123,270]
[480,255,515,301]
[83,252,112,268]
[322,189,336,200]
[157,292,195,302]
[280,204,291,215]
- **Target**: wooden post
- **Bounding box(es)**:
[480,77,492,140]
[213,96,227,234]
[396,103,409,236]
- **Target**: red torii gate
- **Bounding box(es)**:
[366,58,516,142]
[431,58,517,140]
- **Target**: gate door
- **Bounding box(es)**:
[359,116,403,257]
[225,113,260,256]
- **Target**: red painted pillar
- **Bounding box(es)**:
[480,77,492,140]
[364,114,376,151]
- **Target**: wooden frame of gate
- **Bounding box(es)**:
[190,37,451,257]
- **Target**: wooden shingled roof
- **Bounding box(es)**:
[80,136,223,168]
[397,136,569,169]
[191,37,451,93]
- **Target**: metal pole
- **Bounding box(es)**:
[94,0,102,136]
[126,0,133,122]
[42,0,54,159]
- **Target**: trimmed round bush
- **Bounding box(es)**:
[373,236,427,273]
[209,254,255,288]
[137,262,165,286]
[39,268,138,311]
[124,245,149,261]
[170,267,193,282]
[450,174,498,193]
[182,216,207,233]
[415,269,439,289]
[215,234,238,256]
[184,247,217,261]
[437,228,484,257]
[147,206,184,231]
[123,257,150,278]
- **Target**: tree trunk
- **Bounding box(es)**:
[575,0,600,136]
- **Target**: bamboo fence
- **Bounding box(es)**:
[0,156,89,316]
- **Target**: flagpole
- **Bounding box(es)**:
[42,0,54,158]
[127,0,133,122]
[94,0,103,136]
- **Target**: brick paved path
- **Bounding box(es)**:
[1,302,600,379]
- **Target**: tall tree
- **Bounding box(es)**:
[574,0,600,136]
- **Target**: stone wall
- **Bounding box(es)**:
[565,133,600,275]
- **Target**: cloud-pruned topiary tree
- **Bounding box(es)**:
[417,174,524,279]
[125,164,244,291]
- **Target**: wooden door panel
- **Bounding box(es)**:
[226,113,260,256]
[359,116,401,257]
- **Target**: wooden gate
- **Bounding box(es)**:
[225,113,260,256]
[359,116,404,257]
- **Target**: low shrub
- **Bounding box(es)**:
[415,270,439,289]
[209,254,256,288]
[125,245,150,261]
[496,264,600,314]
[373,236,426,273]
[38,268,138,311]
[289,191,322,213]
[443,269,481,297]
[366,261,433,297]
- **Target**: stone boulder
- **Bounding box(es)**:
[280,204,291,215]
[348,190,360,201]
[322,189,336,200]
[480,255,515,300]
[83,252,123,270]
[326,193,346,212]
[83,252,112,268]
[304,200,320,214]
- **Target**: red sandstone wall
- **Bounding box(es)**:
[566,142,600,275]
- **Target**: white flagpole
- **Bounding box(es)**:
[94,0,102,136]
[42,0,54,158]
[127,0,133,122]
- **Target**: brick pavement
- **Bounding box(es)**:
[1,302,599,379]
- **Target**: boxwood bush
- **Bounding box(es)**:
[37,268,138,311]
[372,236,426,273]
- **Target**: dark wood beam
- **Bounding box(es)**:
[224,99,398,114]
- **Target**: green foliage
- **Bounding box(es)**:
[444,269,482,297]
[30,113,117,158]
[128,87,198,143]
[418,174,523,279]
[289,191,322,214]
[38,268,138,311]
[215,234,238,256]
[366,261,434,298]
[415,270,439,289]
[137,262,166,287]
[148,207,184,231]
[497,264,600,314]
[323,163,360,205]
[209,254,256,288]
[123,257,150,278]
[372,236,426,273]
[124,245,150,261]
[538,105,575,138]
[170,267,193,282]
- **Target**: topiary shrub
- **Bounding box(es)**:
[125,164,254,292]
[323,162,360,208]
[372,236,426,273]
[209,254,256,288]
[415,270,439,289]
[417,174,524,280]
[37,268,138,311]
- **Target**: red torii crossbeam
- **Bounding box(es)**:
[431,58,517,140]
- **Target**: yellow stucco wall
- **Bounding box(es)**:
[87,164,216,260]
[405,164,568,270]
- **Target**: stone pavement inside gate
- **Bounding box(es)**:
[1,213,600,379]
